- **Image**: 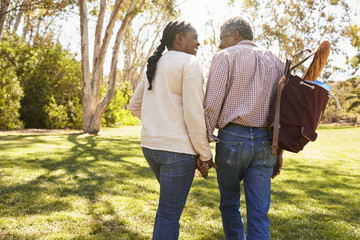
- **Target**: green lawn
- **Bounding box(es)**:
[0,126,359,239]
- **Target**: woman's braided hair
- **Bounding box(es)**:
[146,20,193,90]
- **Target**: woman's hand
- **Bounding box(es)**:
[196,157,217,179]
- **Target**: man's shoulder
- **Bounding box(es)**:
[213,49,231,63]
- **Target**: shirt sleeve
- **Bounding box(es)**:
[204,52,230,142]
[129,77,145,119]
[182,56,213,161]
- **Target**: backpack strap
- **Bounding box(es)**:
[290,49,315,71]
[271,59,291,155]
[270,47,319,155]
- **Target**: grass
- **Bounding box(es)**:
[0,125,359,239]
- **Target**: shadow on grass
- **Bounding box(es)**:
[1,131,359,239]
[0,134,51,151]
[0,133,154,239]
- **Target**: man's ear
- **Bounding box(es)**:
[232,30,241,40]
[232,30,245,42]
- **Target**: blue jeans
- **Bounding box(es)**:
[142,147,197,240]
[215,124,277,240]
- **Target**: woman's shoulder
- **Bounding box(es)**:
[161,51,201,67]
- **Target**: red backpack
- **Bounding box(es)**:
[268,45,340,155]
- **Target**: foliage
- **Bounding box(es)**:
[240,0,352,78]
[5,0,77,44]
[0,58,24,130]
[0,32,82,129]
[322,78,360,123]
[345,88,360,111]
[101,81,140,127]
[0,33,28,130]
[0,126,359,239]
[121,0,178,89]
[20,43,82,129]
[44,96,72,129]
[347,24,360,75]
[79,0,177,134]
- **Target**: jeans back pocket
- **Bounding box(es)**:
[215,139,243,167]
[261,140,277,167]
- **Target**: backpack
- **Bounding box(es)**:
[268,44,340,155]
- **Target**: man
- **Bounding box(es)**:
[204,17,284,240]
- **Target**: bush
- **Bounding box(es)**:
[101,81,140,127]
[0,33,83,129]
[0,65,24,130]
[44,96,70,129]
[0,35,25,130]
[19,41,82,129]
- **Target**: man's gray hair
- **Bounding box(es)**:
[221,17,254,41]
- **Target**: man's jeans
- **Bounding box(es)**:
[215,124,277,240]
[142,147,196,240]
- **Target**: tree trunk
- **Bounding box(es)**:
[93,0,106,103]
[13,0,31,33]
[79,0,94,133]
[0,0,10,40]
[80,0,142,134]
[23,12,30,39]
[86,0,140,134]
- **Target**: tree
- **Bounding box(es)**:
[0,0,10,40]
[2,0,76,44]
[79,0,176,134]
[0,33,24,130]
[345,25,360,112]
[19,43,82,129]
[80,0,140,134]
[346,88,360,112]
[0,32,82,129]
[347,24,360,75]
[122,5,177,90]
[240,0,352,78]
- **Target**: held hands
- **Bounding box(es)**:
[196,157,217,179]
[271,148,284,179]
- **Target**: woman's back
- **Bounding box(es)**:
[140,50,204,155]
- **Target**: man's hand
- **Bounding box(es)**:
[271,148,283,179]
[196,157,218,179]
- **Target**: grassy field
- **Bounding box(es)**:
[0,126,359,239]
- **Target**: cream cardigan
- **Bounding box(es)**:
[129,51,212,161]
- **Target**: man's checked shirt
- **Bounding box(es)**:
[204,40,285,142]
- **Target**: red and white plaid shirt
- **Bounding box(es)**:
[204,40,285,142]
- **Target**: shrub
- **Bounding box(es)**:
[0,65,24,130]
[19,43,82,129]
[101,81,140,127]
[0,35,25,130]
[0,33,83,129]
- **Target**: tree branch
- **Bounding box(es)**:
[91,0,123,89]
[96,0,139,114]
[93,0,106,70]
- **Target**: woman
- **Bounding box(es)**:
[129,20,216,240]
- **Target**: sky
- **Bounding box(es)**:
[58,0,360,80]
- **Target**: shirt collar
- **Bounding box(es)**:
[236,40,257,47]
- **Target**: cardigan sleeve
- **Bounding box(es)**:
[182,56,213,161]
[129,78,145,119]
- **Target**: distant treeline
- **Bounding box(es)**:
[323,78,360,124]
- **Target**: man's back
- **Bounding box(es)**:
[204,17,283,240]
[204,40,285,137]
